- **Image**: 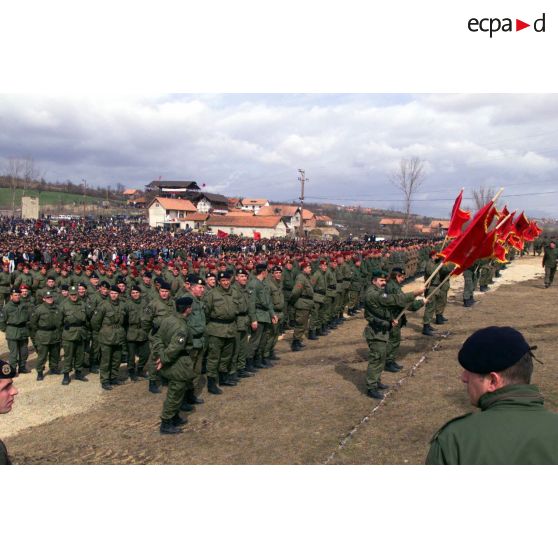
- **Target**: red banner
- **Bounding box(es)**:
[447,190,471,239]
[217,229,228,238]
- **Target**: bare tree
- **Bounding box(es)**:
[390,156,427,237]
[472,186,495,211]
[5,157,24,217]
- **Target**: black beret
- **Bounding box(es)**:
[90,273,99,279]
[154,277,163,285]
[255,263,268,273]
[100,281,110,288]
[391,267,405,275]
[218,271,232,280]
[10,287,20,294]
[236,268,248,276]
[78,282,88,288]
[458,326,532,375]
[131,285,141,293]
[187,274,205,286]
[271,266,282,273]
[175,296,193,312]
[143,271,152,278]
[60,284,69,291]
[159,280,171,290]
[116,276,126,284]
[372,270,388,279]
[0,359,16,379]
[206,272,216,279]
[110,285,120,293]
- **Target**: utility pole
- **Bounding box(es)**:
[297,169,308,250]
[82,179,87,219]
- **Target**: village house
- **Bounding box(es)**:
[192,192,229,214]
[148,197,197,229]
[206,214,287,238]
[429,220,450,235]
[145,180,201,199]
[241,198,269,214]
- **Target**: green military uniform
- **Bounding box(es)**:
[290,272,314,347]
[0,299,30,373]
[385,278,423,368]
[363,282,416,393]
[0,269,12,306]
[542,244,558,287]
[309,268,327,337]
[152,312,196,424]
[203,284,238,386]
[13,272,34,292]
[231,281,256,374]
[91,297,127,387]
[125,296,150,380]
[325,265,338,327]
[186,295,206,390]
[142,294,175,387]
[29,300,63,379]
[264,274,285,359]
[426,385,558,464]
[60,296,88,382]
[422,258,442,327]
[281,265,296,327]
[246,277,275,365]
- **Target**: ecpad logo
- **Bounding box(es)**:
[468,13,546,37]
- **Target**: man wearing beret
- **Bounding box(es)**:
[0,288,31,375]
[290,261,314,351]
[364,270,424,399]
[203,270,239,392]
[426,326,558,464]
[91,285,127,389]
[153,297,196,434]
[542,240,557,288]
[29,290,63,381]
[124,285,150,382]
[0,361,18,464]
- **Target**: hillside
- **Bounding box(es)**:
[0,187,103,209]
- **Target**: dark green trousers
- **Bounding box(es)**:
[232,330,249,371]
[36,342,61,374]
[62,339,84,374]
[206,335,235,379]
[159,358,195,421]
[99,343,122,384]
[293,308,310,341]
[7,339,29,371]
[386,326,401,364]
[364,328,387,390]
[127,340,150,374]
[247,322,271,360]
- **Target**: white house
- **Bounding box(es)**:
[241,198,269,214]
[206,214,287,238]
[194,193,229,214]
[148,197,197,229]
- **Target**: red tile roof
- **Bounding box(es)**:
[207,214,283,228]
[150,197,197,212]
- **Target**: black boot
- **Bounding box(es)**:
[245,358,256,372]
[185,389,204,404]
[260,358,272,368]
[62,373,71,385]
[136,366,147,378]
[149,380,161,394]
[237,368,254,378]
[253,358,264,369]
[207,377,223,394]
[384,362,401,373]
[320,324,329,336]
[328,320,337,330]
[435,314,445,325]
[439,315,448,322]
[308,329,318,340]
[172,413,188,427]
[128,367,138,382]
[160,419,182,434]
[74,371,89,382]
[367,389,385,400]
[269,351,280,361]
[291,339,301,352]
[422,324,435,336]
[180,400,194,412]
[101,382,112,390]
[37,371,44,381]
[219,373,237,387]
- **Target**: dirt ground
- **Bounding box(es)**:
[2,256,553,465]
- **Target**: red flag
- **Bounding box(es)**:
[513,212,530,237]
[447,190,471,238]
[506,232,524,251]
[439,201,494,271]
[496,210,516,241]
[253,231,261,240]
[493,240,509,263]
[522,220,542,242]
[485,205,500,229]
[217,229,228,238]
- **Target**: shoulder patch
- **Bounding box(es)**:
[430,413,473,443]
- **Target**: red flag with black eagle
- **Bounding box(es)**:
[447,190,471,238]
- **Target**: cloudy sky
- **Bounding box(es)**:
[1,93,557,218]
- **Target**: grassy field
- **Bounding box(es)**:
[0,187,105,209]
